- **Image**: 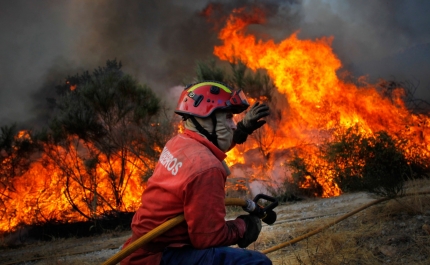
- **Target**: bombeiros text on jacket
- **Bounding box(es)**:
[159,147,182,175]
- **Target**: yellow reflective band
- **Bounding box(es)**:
[188,82,231,93]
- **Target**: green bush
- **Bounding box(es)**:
[325,125,409,197]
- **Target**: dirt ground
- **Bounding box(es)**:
[1,183,430,265]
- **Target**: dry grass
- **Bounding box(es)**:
[261,178,430,265]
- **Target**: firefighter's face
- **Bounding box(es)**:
[225,112,237,131]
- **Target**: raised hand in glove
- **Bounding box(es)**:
[236,214,262,248]
[234,102,270,144]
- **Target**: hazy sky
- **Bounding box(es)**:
[1,0,429,128]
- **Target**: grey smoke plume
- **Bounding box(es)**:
[297,0,430,101]
[1,0,429,128]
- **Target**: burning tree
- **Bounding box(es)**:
[41,60,171,219]
[201,6,430,199]
[0,60,174,234]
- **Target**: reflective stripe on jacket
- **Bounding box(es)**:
[120,129,246,265]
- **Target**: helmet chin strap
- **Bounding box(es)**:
[189,114,219,148]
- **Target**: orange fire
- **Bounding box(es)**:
[66,81,77,91]
[219,8,430,197]
[0,136,147,234]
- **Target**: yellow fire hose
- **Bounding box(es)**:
[102,192,430,265]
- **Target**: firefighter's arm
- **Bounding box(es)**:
[183,167,246,249]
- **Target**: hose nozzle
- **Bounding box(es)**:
[242,194,278,225]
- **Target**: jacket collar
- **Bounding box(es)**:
[183,129,227,161]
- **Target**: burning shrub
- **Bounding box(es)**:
[282,124,428,199]
[325,125,411,197]
[0,124,39,197]
[0,125,38,174]
[288,156,325,197]
[279,155,326,198]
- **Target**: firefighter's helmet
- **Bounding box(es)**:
[175,81,250,118]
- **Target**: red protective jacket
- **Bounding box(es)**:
[120,130,246,265]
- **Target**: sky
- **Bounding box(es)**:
[1,0,430,128]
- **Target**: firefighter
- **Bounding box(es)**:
[121,81,271,265]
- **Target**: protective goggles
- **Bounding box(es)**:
[227,89,249,107]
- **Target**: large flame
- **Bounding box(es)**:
[218,8,430,197]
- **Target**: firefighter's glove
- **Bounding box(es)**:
[233,102,269,144]
[237,214,262,248]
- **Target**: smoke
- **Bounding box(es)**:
[0,1,76,128]
[0,0,219,128]
[1,0,430,128]
[297,0,430,101]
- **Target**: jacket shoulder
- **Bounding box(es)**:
[167,134,224,172]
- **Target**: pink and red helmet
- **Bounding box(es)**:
[175,81,250,118]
